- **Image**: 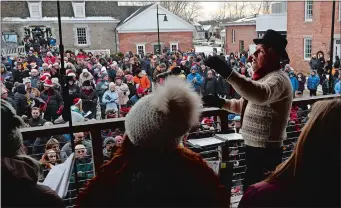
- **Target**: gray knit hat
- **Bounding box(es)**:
[124,76,202,149]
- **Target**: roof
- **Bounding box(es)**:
[2,16,120,24]
[122,4,153,23]
[223,16,257,26]
[203,25,212,31]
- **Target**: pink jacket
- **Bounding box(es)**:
[115,83,130,105]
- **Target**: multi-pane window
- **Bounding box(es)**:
[137,44,145,55]
[232,29,236,44]
[73,2,85,18]
[304,37,312,60]
[170,43,178,51]
[28,2,42,18]
[76,28,87,45]
[305,0,313,21]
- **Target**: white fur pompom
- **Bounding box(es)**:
[150,76,202,128]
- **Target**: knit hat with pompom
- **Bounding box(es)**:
[124,76,202,149]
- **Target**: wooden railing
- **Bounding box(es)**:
[20,94,340,172]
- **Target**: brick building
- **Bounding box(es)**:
[1,1,138,53]
[117,4,195,55]
[287,1,341,72]
[224,16,257,55]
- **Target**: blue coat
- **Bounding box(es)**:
[335,80,341,94]
[289,76,299,93]
[186,73,203,90]
[102,90,119,111]
[307,75,320,90]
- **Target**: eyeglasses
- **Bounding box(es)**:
[76,150,85,154]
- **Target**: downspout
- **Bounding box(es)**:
[114,21,121,53]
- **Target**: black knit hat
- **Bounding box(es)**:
[82,80,91,87]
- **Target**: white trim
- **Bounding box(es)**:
[73,24,91,47]
[223,22,256,26]
[339,0,341,21]
[136,43,146,55]
[303,37,312,60]
[72,1,86,18]
[117,3,195,32]
[170,42,179,51]
[1,17,119,24]
[304,0,313,21]
[27,1,42,19]
[117,29,193,33]
[232,29,236,44]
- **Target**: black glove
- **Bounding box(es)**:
[204,56,232,79]
[202,95,226,108]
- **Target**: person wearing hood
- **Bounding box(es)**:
[14,83,29,116]
[1,100,64,207]
[96,73,109,119]
[202,70,219,96]
[103,137,116,161]
[296,71,306,92]
[186,66,203,94]
[288,71,299,96]
[307,70,320,96]
[79,68,94,86]
[102,82,119,112]
[40,79,64,122]
[77,76,230,207]
[133,69,151,92]
[121,57,132,71]
[115,77,130,107]
[309,54,318,71]
[108,62,118,81]
[80,80,98,119]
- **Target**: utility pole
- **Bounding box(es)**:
[328,0,336,94]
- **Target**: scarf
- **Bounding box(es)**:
[81,86,93,96]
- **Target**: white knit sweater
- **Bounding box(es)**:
[224,70,293,148]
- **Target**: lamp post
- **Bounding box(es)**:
[156,4,168,55]
[328,0,336,94]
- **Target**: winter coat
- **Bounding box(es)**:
[70,157,94,184]
[115,83,130,105]
[289,75,299,93]
[3,97,16,108]
[307,74,320,90]
[1,71,12,82]
[335,80,341,94]
[129,95,140,105]
[102,90,119,111]
[127,83,136,99]
[96,80,109,104]
[309,58,318,70]
[216,76,230,96]
[202,77,219,96]
[27,55,37,64]
[12,69,23,83]
[28,117,47,127]
[322,78,330,94]
[133,75,150,90]
[77,143,230,207]
[80,88,97,116]
[68,83,80,100]
[317,57,326,73]
[79,72,94,86]
[30,75,40,88]
[40,88,63,113]
[297,74,306,92]
[14,84,29,116]
[186,73,203,90]
[2,157,64,207]
[107,69,116,82]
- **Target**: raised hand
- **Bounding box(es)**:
[204,56,232,79]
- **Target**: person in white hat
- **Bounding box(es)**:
[30,68,40,88]
[77,76,230,207]
[79,68,94,86]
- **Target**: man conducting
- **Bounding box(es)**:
[203,30,293,191]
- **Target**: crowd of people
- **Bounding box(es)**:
[1,28,340,207]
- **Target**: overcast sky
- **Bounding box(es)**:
[199,2,221,21]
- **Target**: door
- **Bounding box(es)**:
[239,40,245,53]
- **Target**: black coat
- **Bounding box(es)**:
[28,117,47,127]
[40,89,63,113]
[68,83,80,100]
[202,78,219,96]
[216,76,230,96]
[14,84,28,116]
[80,89,98,114]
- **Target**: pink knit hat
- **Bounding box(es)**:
[125,74,133,82]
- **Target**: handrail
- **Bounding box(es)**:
[20,94,340,171]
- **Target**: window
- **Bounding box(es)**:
[73,25,90,46]
[305,0,313,21]
[232,29,236,44]
[28,2,42,19]
[72,2,86,18]
[239,40,245,52]
[136,44,145,55]
[170,42,178,51]
[304,37,312,60]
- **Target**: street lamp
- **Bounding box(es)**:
[156,4,168,55]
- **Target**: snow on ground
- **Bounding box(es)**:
[194,46,222,54]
